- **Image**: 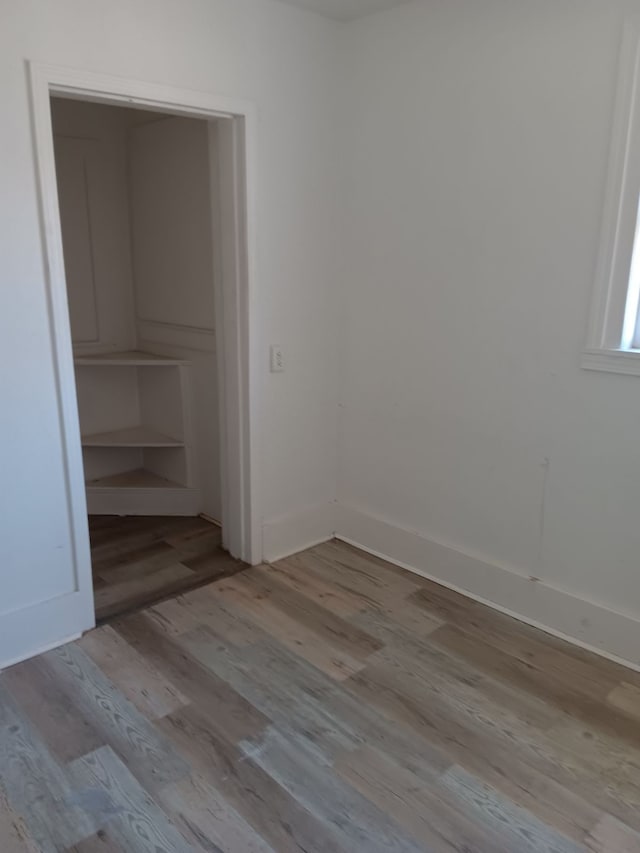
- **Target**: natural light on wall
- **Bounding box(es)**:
[621,197,640,351]
[584,15,640,375]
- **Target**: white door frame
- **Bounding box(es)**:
[28,63,262,634]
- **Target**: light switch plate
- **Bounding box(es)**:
[270,345,284,373]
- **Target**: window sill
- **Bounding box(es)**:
[582,348,640,376]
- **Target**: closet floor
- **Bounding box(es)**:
[89,515,246,623]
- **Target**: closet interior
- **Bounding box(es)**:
[51,95,240,620]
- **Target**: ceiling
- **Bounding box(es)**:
[277,0,412,22]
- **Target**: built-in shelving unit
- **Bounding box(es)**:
[86,469,185,490]
[55,106,219,521]
[75,350,190,367]
[74,349,200,515]
[81,426,184,448]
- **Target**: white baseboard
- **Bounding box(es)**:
[0,588,94,672]
[336,503,640,673]
[263,501,336,563]
[0,633,82,673]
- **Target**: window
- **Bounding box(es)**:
[584,15,640,375]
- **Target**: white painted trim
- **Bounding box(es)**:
[212,114,263,564]
[28,65,261,626]
[336,504,640,673]
[263,502,336,564]
[584,15,640,372]
[581,347,640,375]
[0,582,93,670]
[0,634,82,674]
[28,63,96,638]
[32,64,249,119]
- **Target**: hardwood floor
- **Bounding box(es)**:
[89,515,245,623]
[2,539,640,851]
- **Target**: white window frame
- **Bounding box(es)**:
[584,15,640,376]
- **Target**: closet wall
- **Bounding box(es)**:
[51,99,136,351]
[1,0,339,670]
[131,116,221,520]
[51,99,221,521]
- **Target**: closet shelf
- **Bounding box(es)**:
[86,469,186,490]
[74,350,190,367]
[81,426,184,448]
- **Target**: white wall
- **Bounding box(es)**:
[130,115,222,519]
[52,99,142,488]
[130,116,217,331]
[51,98,137,352]
[53,105,223,517]
[6,0,640,669]
[0,0,340,664]
[337,0,640,664]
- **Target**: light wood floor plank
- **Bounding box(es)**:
[440,765,585,853]
[78,625,189,720]
[345,653,640,832]
[159,773,276,853]
[607,682,640,722]
[586,814,640,853]
[262,554,366,616]
[0,685,98,851]
[176,626,357,764]
[240,725,426,853]
[242,636,453,776]
[164,585,265,646]
[68,746,194,853]
[157,705,347,853]
[41,645,190,794]
[66,830,126,852]
[0,787,39,853]
[410,580,640,690]
[3,536,640,851]
[113,613,269,745]
[370,632,560,730]
[2,656,105,763]
[210,575,366,680]
[307,540,422,604]
[334,744,514,853]
[241,566,384,659]
[429,622,640,748]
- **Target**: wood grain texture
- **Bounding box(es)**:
[0,686,98,851]
[1,539,640,851]
[78,626,188,720]
[1,656,105,763]
[68,746,193,852]
[41,644,190,795]
[211,574,366,680]
[157,706,344,853]
[0,787,39,853]
[334,744,515,853]
[66,831,124,852]
[88,515,246,623]
[587,815,640,853]
[608,682,640,721]
[158,773,275,853]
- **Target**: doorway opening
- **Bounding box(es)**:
[30,66,259,632]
